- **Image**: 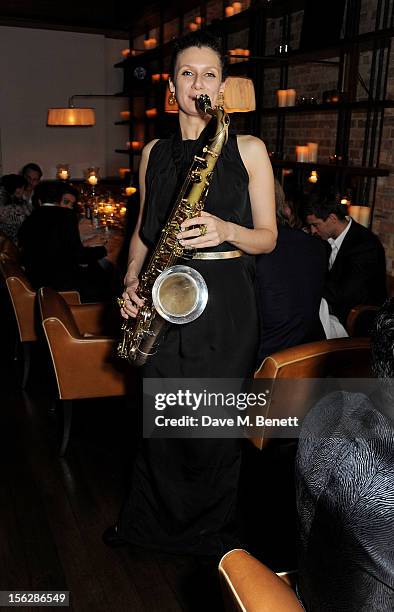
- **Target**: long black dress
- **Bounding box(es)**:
[118,127,259,556]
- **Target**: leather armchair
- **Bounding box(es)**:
[219,549,303,612]
[38,287,130,455]
[252,337,371,449]
[0,259,80,387]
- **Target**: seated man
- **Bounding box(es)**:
[304,194,387,335]
[256,181,326,363]
[18,180,110,302]
[296,298,394,610]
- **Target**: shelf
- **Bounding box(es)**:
[261,100,394,115]
[270,159,390,177]
[114,120,130,126]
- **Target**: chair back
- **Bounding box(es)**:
[0,259,37,342]
[39,287,126,400]
[252,338,371,449]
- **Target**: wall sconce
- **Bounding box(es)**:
[223,77,256,113]
[47,94,120,127]
[56,164,70,181]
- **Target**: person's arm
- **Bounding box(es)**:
[177,136,277,254]
[120,139,158,319]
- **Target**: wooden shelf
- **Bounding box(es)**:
[270,159,390,177]
[261,100,394,115]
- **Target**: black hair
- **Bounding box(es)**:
[0,173,28,196]
[60,184,79,201]
[21,162,43,178]
[169,31,227,81]
[34,180,63,205]
[371,298,394,378]
[302,190,347,221]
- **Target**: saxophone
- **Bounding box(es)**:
[117,94,230,366]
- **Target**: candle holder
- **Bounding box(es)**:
[56,164,70,181]
[84,166,100,196]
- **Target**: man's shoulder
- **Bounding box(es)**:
[343,220,384,252]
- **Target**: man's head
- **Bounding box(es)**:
[21,163,43,192]
[59,185,79,209]
[34,181,64,206]
[304,193,348,240]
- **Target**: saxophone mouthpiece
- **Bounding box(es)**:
[196,94,211,114]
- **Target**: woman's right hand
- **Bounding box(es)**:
[120,275,144,319]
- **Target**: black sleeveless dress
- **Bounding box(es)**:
[118,128,259,556]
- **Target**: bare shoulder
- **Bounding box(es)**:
[141,138,160,160]
[236,135,269,175]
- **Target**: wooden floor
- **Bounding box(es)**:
[0,289,297,612]
[0,351,225,612]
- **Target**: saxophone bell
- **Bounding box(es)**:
[152,265,208,324]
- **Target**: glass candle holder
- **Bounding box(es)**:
[56,164,70,181]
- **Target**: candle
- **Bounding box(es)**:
[59,170,69,180]
[225,6,234,17]
[151,73,161,82]
[276,90,287,107]
[358,206,370,227]
[296,145,309,162]
[145,108,158,118]
[308,170,318,183]
[121,48,130,57]
[125,186,137,196]
[131,141,142,151]
[195,16,203,25]
[307,142,319,162]
[120,206,127,215]
[286,88,296,106]
[232,2,242,14]
[188,22,198,31]
[118,168,130,179]
[161,73,169,81]
[120,111,130,119]
[88,175,98,186]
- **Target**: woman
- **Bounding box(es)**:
[0,173,30,244]
[111,31,276,556]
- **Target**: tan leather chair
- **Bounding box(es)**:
[219,549,303,612]
[38,287,129,455]
[252,337,371,449]
[0,259,80,387]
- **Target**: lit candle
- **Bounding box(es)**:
[296,145,309,162]
[286,88,296,106]
[125,186,137,196]
[232,2,242,14]
[348,204,359,221]
[145,108,158,118]
[131,141,142,151]
[225,6,234,17]
[161,73,169,81]
[276,90,287,107]
[59,170,69,180]
[118,167,130,179]
[88,175,98,186]
[151,73,161,82]
[307,142,319,162]
[121,48,130,57]
[188,22,198,31]
[308,170,318,183]
[195,16,203,25]
[120,206,127,215]
[120,111,130,119]
[358,206,370,227]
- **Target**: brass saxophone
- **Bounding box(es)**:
[117,94,230,366]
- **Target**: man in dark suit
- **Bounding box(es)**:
[296,298,394,611]
[305,196,387,327]
[18,181,110,302]
[256,181,326,364]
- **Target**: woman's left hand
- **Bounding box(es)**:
[176,211,229,249]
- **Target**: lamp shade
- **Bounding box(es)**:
[47,107,95,126]
[224,77,256,113]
